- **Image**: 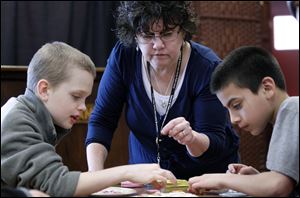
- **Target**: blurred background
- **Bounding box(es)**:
[1,1,299,172]
[1,1,119,67]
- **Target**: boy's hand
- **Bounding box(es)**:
[126,164,177,186]
[227,163,260,175]
[29,189,50,197]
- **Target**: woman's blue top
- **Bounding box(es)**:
[86,41,240,179]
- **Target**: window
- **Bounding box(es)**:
[273,15,299,50]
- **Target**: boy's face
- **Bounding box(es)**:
[216,83,273,136]
[44,67,94,129]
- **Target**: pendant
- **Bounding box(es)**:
[161,100,168,108]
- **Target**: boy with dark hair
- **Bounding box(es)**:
[188,46,299,197]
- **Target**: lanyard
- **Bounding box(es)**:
[147,46,183,165]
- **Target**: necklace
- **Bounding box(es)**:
[160,99,168,109]
[151,68,174,96]
[151,67,174,109]
[147,45,183,165]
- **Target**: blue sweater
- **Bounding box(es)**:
[86,41,240,179]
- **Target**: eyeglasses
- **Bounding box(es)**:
[136,30,180,44]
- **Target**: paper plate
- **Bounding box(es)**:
[91,187,137,197]
[121,181,144,188]
[219,189,248,197]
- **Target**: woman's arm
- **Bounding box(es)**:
[86,143,108,171]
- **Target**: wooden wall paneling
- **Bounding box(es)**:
[192,1,271,58]
[55,113,129,171]
[270,1,299,96]
[1,66,28,106]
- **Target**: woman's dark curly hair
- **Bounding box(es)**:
[114,1,198,46]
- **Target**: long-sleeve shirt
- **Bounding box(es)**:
[1,89,80,197]
[86,41,240,179]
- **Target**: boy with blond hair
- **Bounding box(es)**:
[188,46,299,197]
[1,42,176,197]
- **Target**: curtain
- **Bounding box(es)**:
[1,1,119,67]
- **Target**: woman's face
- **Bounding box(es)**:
[136,19,185,68]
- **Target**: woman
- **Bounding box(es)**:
[86,1,240,180]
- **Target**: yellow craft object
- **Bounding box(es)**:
[164,179,189,192]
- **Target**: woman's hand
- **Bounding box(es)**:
[227,163,260,175]
[161,117,194,145]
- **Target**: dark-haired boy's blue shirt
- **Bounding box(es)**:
[86,41,240,179]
